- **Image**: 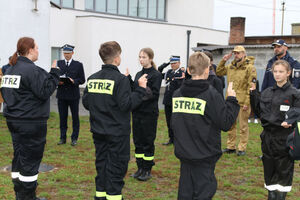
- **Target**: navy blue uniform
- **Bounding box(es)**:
[1,56,60,199]
[56,59,85,143]
[262,51,300,91]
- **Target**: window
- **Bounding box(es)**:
[107,0,117,14]
[84,0,165,20]
[51,0,74,8]
[51,47,61,64]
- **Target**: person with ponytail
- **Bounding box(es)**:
[126,48,162,181]
[0,37,60,200]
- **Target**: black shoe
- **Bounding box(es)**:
[131,168,143,178]
[222,148,236,154]
[71,140,77,146]
[237,151,246,156]
[162,140,173,145]
[57,139,66,145]
[137,170,152,181]
[268,190,277,200]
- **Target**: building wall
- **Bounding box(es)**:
[0,0,50,69]
[50,1,227,82]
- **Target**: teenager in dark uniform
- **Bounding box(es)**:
[158,55,184,145]
[171,52,239,199]
[128,48,162,181]
[56,44,85,146]
[250,60,300,200]
[1,37,60,200]
[82,41,147,200]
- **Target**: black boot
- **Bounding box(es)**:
[137,169,152,181]
[131,168,143,179]
[12,178,22,200]
[268,190,277,200]
[276,192,287,200]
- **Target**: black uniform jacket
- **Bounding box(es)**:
[171,79,240,162]
[56,59,85,100]
[162,68,184,106]
[250,81,300,132]
[82,64,146,136]
[129,66,162,118]
[1,56,60,121]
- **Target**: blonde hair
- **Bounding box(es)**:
[272,60,291,72]
[188,52,210,76]
[140,48,157,70]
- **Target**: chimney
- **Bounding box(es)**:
[229,17,245,45]
[291,23,300,35]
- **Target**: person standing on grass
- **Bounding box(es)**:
[250,60,300,200]
[1,37,60,200]
[172,52,239,199]
[216,45,257,156]
[126,48,162,181]
[82,41,147,200]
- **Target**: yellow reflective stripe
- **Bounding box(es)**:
[298,122,300,135]
[106,194,122,200]
[172,97,206,115]
[96,191,106,197]
[143,156,154,161]
[87,79,115,95]
[135,153,144,158]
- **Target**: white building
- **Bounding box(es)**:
[1,0,228,82]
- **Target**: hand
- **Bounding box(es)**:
[59,81,64,85]
[227,82,236,97]
[124,68,130,76]
[69,77,74,84]
[138,74,148,88]
[250,82,256,91]
[281,121,292,128]
[223,53,232,61]
[242,105,248,111]
[51,60,57,68]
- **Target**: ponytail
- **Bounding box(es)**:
[9,52,18,66]
[151,60,157,70]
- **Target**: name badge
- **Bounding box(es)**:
[280,105,290,112]
[0,75,21,89]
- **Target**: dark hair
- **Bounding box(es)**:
[140,48,157,69]
[203,51,213,62]
[10,37,35,66]
[99,41,122,64]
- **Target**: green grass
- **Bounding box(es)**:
[0,111,300,199]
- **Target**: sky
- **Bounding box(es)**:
[213,0,300,36]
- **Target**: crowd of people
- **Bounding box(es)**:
[1,37,300,200]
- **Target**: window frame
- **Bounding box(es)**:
[53,0,75,8]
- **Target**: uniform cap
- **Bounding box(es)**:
[170,55,180,63]
[232,45,246,53]
[272,39,288,47]
[61,44,75,53]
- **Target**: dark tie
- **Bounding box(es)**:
[66,61,69,67]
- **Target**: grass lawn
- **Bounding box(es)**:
[0,111,300,200]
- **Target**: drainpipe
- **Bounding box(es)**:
[186,30,191,67]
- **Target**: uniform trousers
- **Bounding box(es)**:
[132,116,158,170]
[7,120,47,199]
[261,129,294,192]
[93,133,130,200]
[178,156,219,200]
[164,105,174,142]
[226,106,251,151]
[57,98,80,141]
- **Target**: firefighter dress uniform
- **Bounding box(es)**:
[82,64,146,200]
[129,66,162,181]
[0,56,60,200]
[250,81,300,199]
[171,79,239,199]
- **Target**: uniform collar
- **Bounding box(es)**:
[102,64,120,72]
[17,56,34,64]
[272,81,291,90]
[65,58,72,65]
[142,66,155,73]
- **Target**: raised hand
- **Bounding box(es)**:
[223,53,232,62]
[138,74,148,88]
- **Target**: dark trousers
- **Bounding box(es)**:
[7,121,47,199]
[178,157,219,200]
[57,98,80,141]
[261,130,294,192]
[93,133,130,199]
[164,105,174,142]
[132,116,158,170]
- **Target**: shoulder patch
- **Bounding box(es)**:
[0,75,21,89]
[87,79,115,95]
